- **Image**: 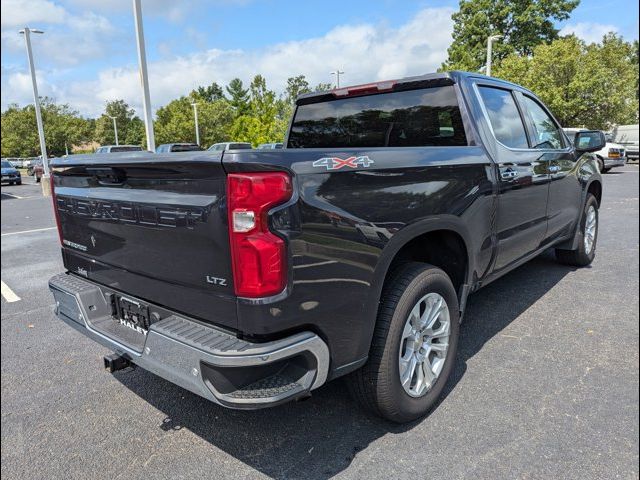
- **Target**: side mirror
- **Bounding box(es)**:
[574,130,606,153]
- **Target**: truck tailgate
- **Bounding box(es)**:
[51,152,237,330]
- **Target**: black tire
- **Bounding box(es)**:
[602,167,612,174]
[35,175,41,183]
[555,194,599,267]
[348,262,460,423]
[16,180,22,185]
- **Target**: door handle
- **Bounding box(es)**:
[549,165,561,173]
[500,168,519,180]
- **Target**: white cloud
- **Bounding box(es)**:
[0,0,66,27]
[64,0,253,21]
[1,6,455,117]
[1,0,121,66]
[560,22,618,44]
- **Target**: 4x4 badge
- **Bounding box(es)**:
[313,155,374,170]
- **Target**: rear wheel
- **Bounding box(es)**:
[348,262,460,423]
[555,194,598,267]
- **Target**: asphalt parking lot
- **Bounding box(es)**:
[1,167,638,480]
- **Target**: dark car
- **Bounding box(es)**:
[156,143,203,153]
[1,160,21,185]
[49,71,604,423]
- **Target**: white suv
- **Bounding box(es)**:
[563,128,626,173]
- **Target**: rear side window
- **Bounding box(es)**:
[287,86,467,148]
[230,143,252,150]
[520,96,564,149]
[478,86,528,149]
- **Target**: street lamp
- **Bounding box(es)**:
[331,69,344,88]
[486,34,503,77]
[19,26,50,196]
[191,103,200,146]
[132,0,155,152]
[109,116,119,145]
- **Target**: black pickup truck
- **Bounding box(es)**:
[48,71,605,422]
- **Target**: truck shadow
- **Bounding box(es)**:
[114,250,576,479]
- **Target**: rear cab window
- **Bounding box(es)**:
[287,86,468,148]
[170,144,202,152]
[110,146,143,153]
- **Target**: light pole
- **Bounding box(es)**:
[486,34,503,77]
[19,26,50,195]
[109,116,119,145]
[132,0,155,152]
[331,69,344,88]
[191,103,200,146]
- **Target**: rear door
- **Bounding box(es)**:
[474,83,551,272]
[52,152,237,329]
[517,93,578,243]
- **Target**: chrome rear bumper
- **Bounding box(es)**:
[49,273,329,409]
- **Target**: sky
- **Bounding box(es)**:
[1,0,638,118]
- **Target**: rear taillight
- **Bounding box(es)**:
[227,172,292,297]
[50,172,63,245]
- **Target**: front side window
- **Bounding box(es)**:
[478,86,529,149]
[521,96,564,149]
[288,86,467,148]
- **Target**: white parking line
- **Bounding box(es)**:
[1,226,57,237]
[1,192,24,199]
[1,280,21,303]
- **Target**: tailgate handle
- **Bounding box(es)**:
[87,167,127,185]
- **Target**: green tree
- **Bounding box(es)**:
[94,100,145,147]
[314,82,333,92]
[493,34,639,129]
[442,0,579,72]
[229,75,287,146]
[284,75,312,105]
[125,117,146,148]
[154,95,234,148]
[193,82,225,102]
[631,39,639,103]
[1,99,92,157]
[225,78,250,115]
